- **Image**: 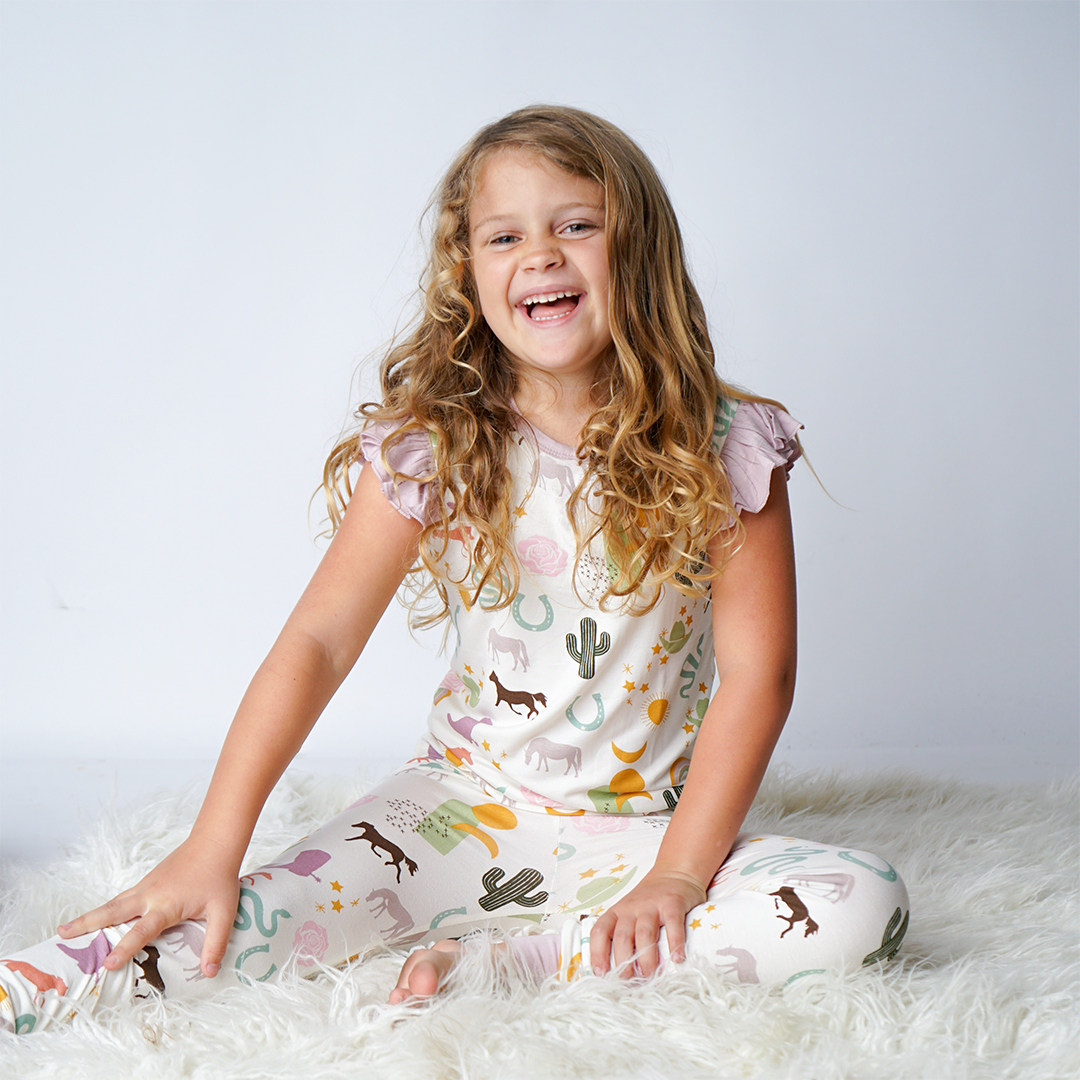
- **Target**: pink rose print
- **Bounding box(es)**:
[572,815,631,836]
[293,920,330,967]
[518,534,568,577]
[439,670,466,693]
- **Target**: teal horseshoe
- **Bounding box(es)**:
[511,593,555,632]
[429,906,468,930]
[566,693,605,731]
[839,850,899,882]
[235,943,278,982]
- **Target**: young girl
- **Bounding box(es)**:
[1,106,908,1032]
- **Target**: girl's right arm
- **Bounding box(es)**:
[56,464,423,977]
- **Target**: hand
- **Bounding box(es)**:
[56,834,242,978]
[388,940,462,1004]
[588,869,706,978]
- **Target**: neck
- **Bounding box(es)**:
[514,376,595,448]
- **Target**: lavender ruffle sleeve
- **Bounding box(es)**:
[721,401,803,515]
[357,420,440,525]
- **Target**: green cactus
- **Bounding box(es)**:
[566,617,610,679]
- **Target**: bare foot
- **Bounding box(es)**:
[388,939,462,1004]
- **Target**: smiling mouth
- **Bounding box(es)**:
[522,291,581,321]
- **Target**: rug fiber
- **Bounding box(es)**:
[1,768,1077,1079]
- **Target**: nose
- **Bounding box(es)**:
[519,236,563,271]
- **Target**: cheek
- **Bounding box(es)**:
[472,265,505,321]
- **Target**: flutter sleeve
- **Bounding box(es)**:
[357,419,440,525]
[721,401,804,515]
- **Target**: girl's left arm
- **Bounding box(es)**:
[589,465,797,976]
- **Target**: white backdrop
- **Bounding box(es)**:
[2,1,1077,781]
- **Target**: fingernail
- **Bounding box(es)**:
[205,963,219,977]
[58,923,71,932]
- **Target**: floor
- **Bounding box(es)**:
[2,744,1071,883]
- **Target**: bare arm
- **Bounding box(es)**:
[590,466,797,975]
[58,464,423,975]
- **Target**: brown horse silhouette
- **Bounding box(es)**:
[346,822,418,883]
[769,886,819,939]
[490,671,547,718]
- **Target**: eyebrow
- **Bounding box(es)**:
[469,202,605,235]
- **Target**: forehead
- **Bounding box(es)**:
[468,148,604,227]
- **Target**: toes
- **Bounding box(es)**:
[408,958,442,998]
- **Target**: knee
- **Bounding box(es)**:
[833,848,910,969]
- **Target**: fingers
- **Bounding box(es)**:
[102,911,170,971]
[590,908,678,978]
[57,891,140,939]
[200,900,237,978]
[589,912,615,975]
[610,921,640,979]
[634,914,661,978]
[663,904,688,965]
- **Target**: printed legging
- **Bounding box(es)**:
[1,762,909,1033]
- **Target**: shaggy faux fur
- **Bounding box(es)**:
[1,769,1077,1079]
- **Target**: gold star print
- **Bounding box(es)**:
[330,881,343,893]
[501,750,507,757]
[711,923,719,930]
[513,505,527,518]
[683,722,694,734]
[626,698,633,706]
[685,614,693,626]
[615,853,626,860]
[623,680,636,692]
[482,739,490,751]
[492,761,502,769]
[640,683,649,694]
[706,905,716,912]
[679,606,687,616]
[579,868,597,879]
[332,900,343,913]
[646,662,652,671]
[651,643,662,655]
[689,918,702,929]
[623,663,633,674]
[559,902,570,912]
[610,863,628,873]
[464,664,472,674]
[315,903,325,913]
[698,682,708,693]
[659,656,669,665]
[351,899,360,907]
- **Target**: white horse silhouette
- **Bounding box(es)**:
[488,628,530,671]
[524,737,582,776]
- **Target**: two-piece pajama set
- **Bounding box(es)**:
[1,400,909,1033]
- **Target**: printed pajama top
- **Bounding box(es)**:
[359,399,802,815]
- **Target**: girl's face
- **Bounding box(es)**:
[468,149,612,391]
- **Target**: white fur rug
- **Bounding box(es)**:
[1,768,1077,1080]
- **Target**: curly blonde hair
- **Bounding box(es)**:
[324,105,785,627]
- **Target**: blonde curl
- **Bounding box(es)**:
[324,105,794,628]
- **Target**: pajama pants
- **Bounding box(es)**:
[1,760,909,1033]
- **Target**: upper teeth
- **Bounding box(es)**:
[523,291,578,306]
